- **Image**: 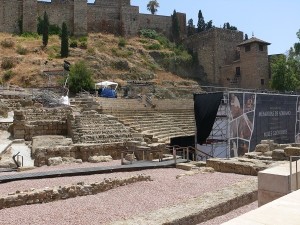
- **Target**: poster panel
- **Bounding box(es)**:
[252,93,297,150]
[229,92,298,156]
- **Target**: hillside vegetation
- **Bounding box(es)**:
[0,31,200,95]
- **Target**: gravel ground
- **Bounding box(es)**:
[198,201,258,225]
[0,161,256,225]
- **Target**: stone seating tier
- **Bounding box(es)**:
[71,110,136,145]
[111,109,195,144]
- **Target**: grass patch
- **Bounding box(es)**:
[1,58,15,70]
[47,45,60,59]
[3,70,15,81]
[111,48,133,58]
[20,32,40,39]
[118,37,126,48]
[146,43,161,50]
[16,45,28,55]
[1,39,14,48]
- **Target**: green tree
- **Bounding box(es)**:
[171,10,180,44]
[197,10,205,32]
[187,18,195,36]
[42,12,49,47]
[270,55,299,91]
[147,0,159,15]
[60,22,69,58]
[223,22,237,31]
[68,61,94,93]
[205,20,213,30]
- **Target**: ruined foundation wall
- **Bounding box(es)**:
[13,108,71,140]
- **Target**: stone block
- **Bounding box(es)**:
[176,163,197,171]
[88,155,113,163]
[48,157,63,166]
[284,147,300,156]
[272,149,287,161]
[255,144,270,153]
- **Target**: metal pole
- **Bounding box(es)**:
[290,156,293,192]
[297,160,299,190]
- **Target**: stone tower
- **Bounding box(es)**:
[184,28,244,84]
[22,0,37,33]
[237,37,271,89]
[73,0,87,36]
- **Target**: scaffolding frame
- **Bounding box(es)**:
[196,92,230,159]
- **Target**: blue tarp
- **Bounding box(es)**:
[100,88,117,98]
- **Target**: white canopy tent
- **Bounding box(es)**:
[95,81,118,91]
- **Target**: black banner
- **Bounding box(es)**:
[194,92,223,145]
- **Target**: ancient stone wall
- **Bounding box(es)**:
[33,143,125,167]
[23,0,37,33]
[139,14,172,38]
[121,6,139,36]
[184,28,243,84]
[13,107,71,140]
[0,0,186,37]
[0,0,21,33]
[0,175,151,210]
[37,1,74,34]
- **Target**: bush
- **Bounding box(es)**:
[146,43,161,50]
[118,37,126,47]
[111,48,133,58]
[0,39,14,48]
[16,45,28,55]
[1,58,15,70]
[79,41,87,49]
[49,24,61,35]
[139,29,158,39]
[20,32,39,39]
[70,40,78,48]
[78,36,88,42]
[156,35,171,48]
[3,70,15,81]
[68,61,94,93]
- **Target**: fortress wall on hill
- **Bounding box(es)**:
[0,0,182,37]
[139,14,172,38]
[37,1,74,33]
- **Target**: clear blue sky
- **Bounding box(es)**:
[129,0,300,55]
